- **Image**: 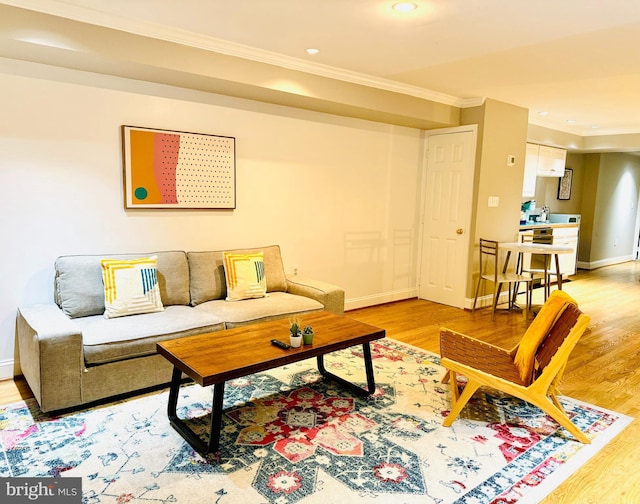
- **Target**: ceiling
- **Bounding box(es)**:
[3,0,640,138]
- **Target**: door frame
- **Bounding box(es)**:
[417,125,478,308]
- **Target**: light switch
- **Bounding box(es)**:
[507,154,516,166]
[488,196,499,207]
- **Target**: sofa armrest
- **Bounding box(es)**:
[286,276,345,315]
[17,304,84,412]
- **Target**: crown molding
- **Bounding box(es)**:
[3,0,476,108]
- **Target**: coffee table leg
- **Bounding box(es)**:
[317,342,376,396]
[166,365,225,456]
[207,383,225,453]
[167,365,182,420]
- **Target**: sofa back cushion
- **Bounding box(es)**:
[55,251,190,318]
[188,245,287,306]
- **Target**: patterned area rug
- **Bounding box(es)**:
[0,339,631,504]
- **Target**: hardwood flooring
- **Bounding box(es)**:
[2,261,639,502]
[347,261,640,504]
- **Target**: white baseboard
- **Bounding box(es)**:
[464,291,514,311]
[347,290,513,312]
[577,255,633,270]
[345,288,417,311]
[0,359,14,380]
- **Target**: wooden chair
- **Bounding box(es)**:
[472,238,532,320]
[440,290,591,443]
[516,229,561,302]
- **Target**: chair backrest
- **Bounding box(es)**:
[533,303,584,380]
[513,290,578,384]
[520,229,553,245]
[478,238,499,280]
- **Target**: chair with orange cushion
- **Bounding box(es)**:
[439,290,591,443]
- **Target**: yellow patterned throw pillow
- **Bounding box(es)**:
[223,251,267,301]
[101,256,164,318]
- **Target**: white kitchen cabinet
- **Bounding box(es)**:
[537,145,566,177]
[550,226,579,277]
[522,144,566,194]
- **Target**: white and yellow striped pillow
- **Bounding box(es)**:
[223,251,267,301]
[101,256,164,318]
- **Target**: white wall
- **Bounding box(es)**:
[0,60,424,378]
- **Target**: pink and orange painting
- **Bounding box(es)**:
[122,126,236,209]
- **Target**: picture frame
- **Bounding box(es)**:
[122,125,236,209]
[557,168,573,200]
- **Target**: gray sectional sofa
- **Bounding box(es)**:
[17,245,344,412]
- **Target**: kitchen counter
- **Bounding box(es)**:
[519,222,579,230]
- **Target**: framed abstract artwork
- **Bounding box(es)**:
[557,168,573,200]
[122,126,236,209]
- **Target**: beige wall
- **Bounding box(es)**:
[532,152,640,265]
[579,154,601,263]
[462,98,529,298]
[588,153,640,265]
[0,61,425,377]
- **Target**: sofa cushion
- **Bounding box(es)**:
[101,256,164,318]
[188,245,288,306]
[195,291,323,328]
[77,305,224,365]
[223,251,267,301]
[55,251,190,318]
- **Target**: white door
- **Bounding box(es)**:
[418,129,475,308]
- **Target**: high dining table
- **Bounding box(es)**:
[499,241,573,308]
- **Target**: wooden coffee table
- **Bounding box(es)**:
[156,311,385,455]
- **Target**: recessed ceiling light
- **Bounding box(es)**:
[566,119,576,124]
[538,111,549,116]
[591,125,600,129]
[305,48,319,55]
[393,2,418,13]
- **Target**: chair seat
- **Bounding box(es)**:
[485,272,531,284]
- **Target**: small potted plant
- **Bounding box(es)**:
[302,325,314,345]
[289,317,302,348]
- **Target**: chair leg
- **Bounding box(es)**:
[549,392,565,413]
[492,284,502,320]
[543,261,550,300]
[441,370,460,402]
[443,379,481,427]
[449,371,460,403]
[511,280,523,308]
[472,276,483,312]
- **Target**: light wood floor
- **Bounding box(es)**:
[2,261,639,503]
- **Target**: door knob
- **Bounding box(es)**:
[456,228,464,235]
